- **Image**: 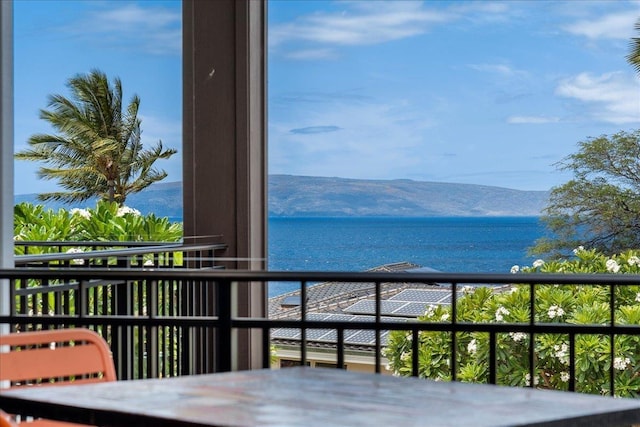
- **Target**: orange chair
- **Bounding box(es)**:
[0,410,17,427]
[0,328,116,425]
[0,328,116,388]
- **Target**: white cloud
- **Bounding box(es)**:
[555,72,640,124]
[562,11,637,40]
[270,1,519,59]
[285,48,340,61]
[270,1,454,48]
[68,3,181,55]
[468,63,527,77]
[270,96,434,179]
[139,114,181,150]
[507,116,560,124]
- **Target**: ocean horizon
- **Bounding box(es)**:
[267,216,546,297]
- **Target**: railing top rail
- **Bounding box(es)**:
[14,243,227,265]
[2,267,640,285]
[16,241,181,247]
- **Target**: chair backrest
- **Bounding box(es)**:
[0,328,116,389]
[0,410,17,427]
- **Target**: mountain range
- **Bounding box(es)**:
[15,175,550,218]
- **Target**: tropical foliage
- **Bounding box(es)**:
[531,130,640,257]
[384,248,640,397]
[628,18,640,76]
[14,201,182,255]
[15,69,176,205]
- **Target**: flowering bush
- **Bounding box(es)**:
[384,247,640,397]
[14,201,182,254]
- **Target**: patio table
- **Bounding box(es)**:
[1,367,640,426]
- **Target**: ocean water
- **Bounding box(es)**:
[268,216,547,297]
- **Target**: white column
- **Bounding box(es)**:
[0,0,14,334]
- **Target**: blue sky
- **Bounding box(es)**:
[12,1,640,195]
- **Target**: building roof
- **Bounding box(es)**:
[269,262,463,351]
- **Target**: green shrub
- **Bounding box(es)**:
[384,248,640,397]
[14,201,182,248]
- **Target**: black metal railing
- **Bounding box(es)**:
[2,268,640,397]
[14,241,226,269]
[9,242,227,379]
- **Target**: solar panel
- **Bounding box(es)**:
[315,330,337,342]
[392,302,432,316]
[390,289,452,303]
[280,295,301,306]
[343,329,367,341]
[307,313,331,321]
[306,329,334,340]
[325,314,357,322]
[343,300,375,314]
[348,329,379,345]
[344,300,408,316]
[271,328,300,339]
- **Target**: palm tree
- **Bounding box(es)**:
[628,18,640,76]
[16,69,177,205]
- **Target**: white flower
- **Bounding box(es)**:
[467,339,477,354]
[440,313,450,322]
[635,293,640,303]
[547,305,565,319]
[524,373,539,386]
[560,371,570,382]
[614,357,631,371]
[510,265,520,274]
[495,306,510,322]
[553,343,570,365]
[401,352,410,361]
[573,246,584,255]
[70,208,91,219]
[423,304,436,318]
[629,256,640,266]
[385,363,391,371]
[144,259,155,267]
[66,247,85,265]
[606,259,620,273]
[116,206,141,217]
[533,259,545,268]
[462,285,474,294]
[509,332,527,343]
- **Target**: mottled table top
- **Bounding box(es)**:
[2,367,640,427]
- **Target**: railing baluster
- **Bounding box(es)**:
[300,280,307,367]
[569,333,576,392]
[337,328,345,369]
[217,278,233,372]
[375,280,381,374]
[451,281,457,382]
[411,327,419,377]
[610,282,616,397]
[489,332,497,385]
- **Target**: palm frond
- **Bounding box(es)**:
[16,69,177,204]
